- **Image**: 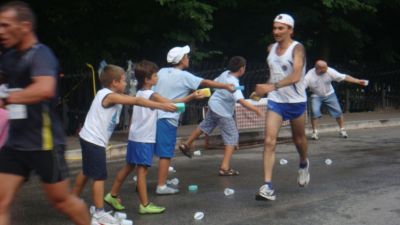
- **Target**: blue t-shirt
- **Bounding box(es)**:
[208,70,244,117]
[154,67,203,126]
[0,43,65,151]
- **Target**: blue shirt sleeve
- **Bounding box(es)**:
[182,71,203,90]
[31,45,59,78]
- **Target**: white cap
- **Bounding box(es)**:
[167,45,190,64]
[274,13,294,28]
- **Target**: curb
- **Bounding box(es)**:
[65,118,400,163]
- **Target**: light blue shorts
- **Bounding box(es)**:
[267,100,306,121]
[311,93,342,118]
[126,141,155,167]
[155,119,177,158]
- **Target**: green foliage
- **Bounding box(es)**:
[22,0,400,70]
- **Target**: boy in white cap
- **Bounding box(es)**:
[153,45,235,194]
[255,13,309,201]
[304,60,368,140]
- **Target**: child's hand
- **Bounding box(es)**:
[161,103,177,112]
[226,84,235,93]
[255,109,264,117]
[255,84,274,96]
[193,91,205,100]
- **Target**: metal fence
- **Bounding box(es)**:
[59,62,400,135]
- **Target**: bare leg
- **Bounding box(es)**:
[311,118,318,133]
[72,171,88,197]
[0,173,24,225]
[290,113,308,162]
[336,115,344,129]
[43,179,90,225]
[157,158,170,186]
[263,111,283,182]
[92,180,105,209]
[110,164,135,196]
[220,145,235,171]
[136,166,149,206]
[184,127,203,148]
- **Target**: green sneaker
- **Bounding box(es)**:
[139,203,166,214]
[104,193,125,211]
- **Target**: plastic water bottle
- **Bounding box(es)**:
[279,158,288,165]
[168,166,176,173]
[325,158,333,165]
[224,188,235,196]
[193,150,201,156]
[188,185,198,192]
[194,212,204,220]
[167,178,179,186]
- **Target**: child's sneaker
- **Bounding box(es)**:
[311,131,319,140]
[104,193,125,211]
[155,185,179,195]
[92,210,119,225]
[139,203,166,214]
[339,128,348,138]
[298,159,310,187]
[255,184,276,201]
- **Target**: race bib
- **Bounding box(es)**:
[6,104,27,119]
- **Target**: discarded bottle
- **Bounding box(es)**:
[325,159,333,165]
[167,178,179,186]
[188,185,198,192]
[279,158,288,165]
[168,166,176,173]
[224,188,235,196]
[194,212,204,220]
[193,150,202,156]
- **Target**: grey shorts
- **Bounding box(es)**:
[199,109,239,146]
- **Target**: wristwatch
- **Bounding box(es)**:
[274,82,280,90]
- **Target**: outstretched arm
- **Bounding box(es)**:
[238,99,264,117]
[103,93,176,112]
[200,79,235,93]
[344,75,367,86]
[150,91,205,103]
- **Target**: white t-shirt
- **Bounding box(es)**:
[128,90,157,143]
[154,67,203,126]
[304,67,346,97]
[266,41,307,103]
[208,70,244,117]
[79,88,122,147]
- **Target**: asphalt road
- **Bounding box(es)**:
[11,126,400,225]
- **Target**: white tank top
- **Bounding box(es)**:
[267,41,307,103]
[79,88,122,147]
[128,89,157,143]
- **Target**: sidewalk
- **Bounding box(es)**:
[65,109,400,162]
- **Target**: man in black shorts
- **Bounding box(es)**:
[0,2,90,225]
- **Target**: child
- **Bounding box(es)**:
[104,60,202,214]
[71,64,176,225]
[153,45,236,195]
[179,56,263,175]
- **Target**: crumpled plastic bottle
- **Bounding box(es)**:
[224,188,235,196]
